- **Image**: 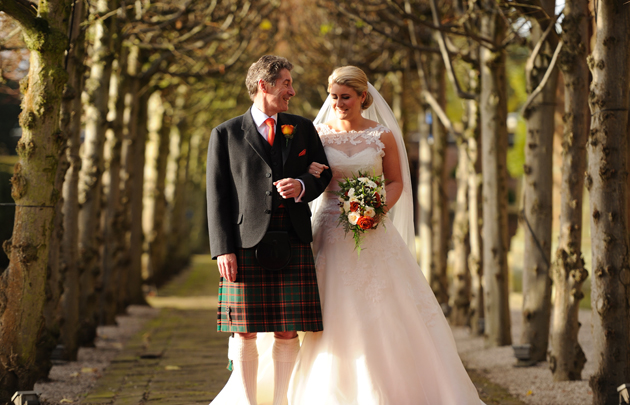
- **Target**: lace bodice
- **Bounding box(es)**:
[315,124,386,196]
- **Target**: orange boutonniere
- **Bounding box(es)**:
[281,125,296,146]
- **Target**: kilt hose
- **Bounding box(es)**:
[217,208,323,333]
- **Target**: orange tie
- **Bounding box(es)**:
[265,118,275,146]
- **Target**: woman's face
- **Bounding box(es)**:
[330,83,366,121]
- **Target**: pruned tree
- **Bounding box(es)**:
[519,0,560,363]
[0,0,73,400]
[586,1,630,403]
[479,0,511,347]
[548,0,589,381]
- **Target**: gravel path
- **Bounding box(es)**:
[454,307,595,405]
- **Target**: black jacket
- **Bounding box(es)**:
[206,108,332,259]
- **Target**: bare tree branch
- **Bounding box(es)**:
[525,9,563,90]
[520,40,563,118]
[403,0,459,137]
[429,0,475,100]
[0,0,39,36]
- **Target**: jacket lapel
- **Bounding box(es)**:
[277,114,292,166]
[242,108,271,167]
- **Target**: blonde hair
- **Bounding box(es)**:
[328,66,373,110]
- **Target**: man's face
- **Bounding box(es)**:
[261,69,295,114]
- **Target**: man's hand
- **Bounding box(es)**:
[274,178,303,199]
[218,253,238,282]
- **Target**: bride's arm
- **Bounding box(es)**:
[381,131,403,211]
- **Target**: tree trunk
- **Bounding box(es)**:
[59,0,87,361]
[118,45,142,311]
[479,1,512,347]
[0,1,71,400]
[548,0,589,381]
[127,74,150,305]
[466,69,484,336]
[450,139,471,326]
[77,0,116,344]
[101,45,127,324]
[146,92,172,284]
[520,0,559,362]
[586,2,630,403]
[429,54,450,305]
[417,105,433,279]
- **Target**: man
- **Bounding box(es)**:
[206,55,331,405]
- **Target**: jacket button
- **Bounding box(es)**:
[266,172,271,178]
[265,209,271,214]
[266,191,271,196]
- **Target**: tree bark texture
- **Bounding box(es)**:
[465,69,484,336]
[429,55,450,305]
[49,0,88,364]
[77,0,116,343]
[0,0,71,400]
[480,2,512,347]
[520,3,559,362]
[146,92,172,284]
[127,76,150,305]
[101,46,127,325]
[586,1,630,403]
[417,106,433,279]
[549,0,589,381]
[117,45,142,312]
[450,139,471,326]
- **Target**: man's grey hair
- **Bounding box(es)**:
[245,55,293,101]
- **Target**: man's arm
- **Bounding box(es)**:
[206,127,236,259]
[295,120,332,203]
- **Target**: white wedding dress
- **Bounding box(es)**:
[284,124,483,404]
[210,124,483,405]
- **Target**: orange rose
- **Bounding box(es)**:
[374,193,382,208]
[281,125,295,136]
[281,125,295,146]
[357,216,375,230]
[350,202,360,212]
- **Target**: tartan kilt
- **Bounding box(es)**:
[217,208,323,333]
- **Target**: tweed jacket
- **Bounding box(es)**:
[206,108,332,259]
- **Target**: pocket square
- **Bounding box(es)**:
[298,149,306,156]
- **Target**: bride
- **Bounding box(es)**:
[211,66,483,404]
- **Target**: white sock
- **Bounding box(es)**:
[272,336,300,405]
[228,336,259,405]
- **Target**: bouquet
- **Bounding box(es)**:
[335,171,387,255]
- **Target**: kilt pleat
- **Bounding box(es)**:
[217,208,323,333]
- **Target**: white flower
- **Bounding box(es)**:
[339,206,345,213]
[343,201,351,213]
[358,177,368,183]
[338,197,345,203]
[365,206,376,218]
[349,196,359,203]
[367,180,378,188]
[348,188,355,197]
[348,212,360,225]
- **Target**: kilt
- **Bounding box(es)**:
[217,208,323,333]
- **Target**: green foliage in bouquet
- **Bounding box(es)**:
[335,171,388,256]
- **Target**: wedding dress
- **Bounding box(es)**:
[284,123,483,404]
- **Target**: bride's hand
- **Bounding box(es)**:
[309,162,329,178]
